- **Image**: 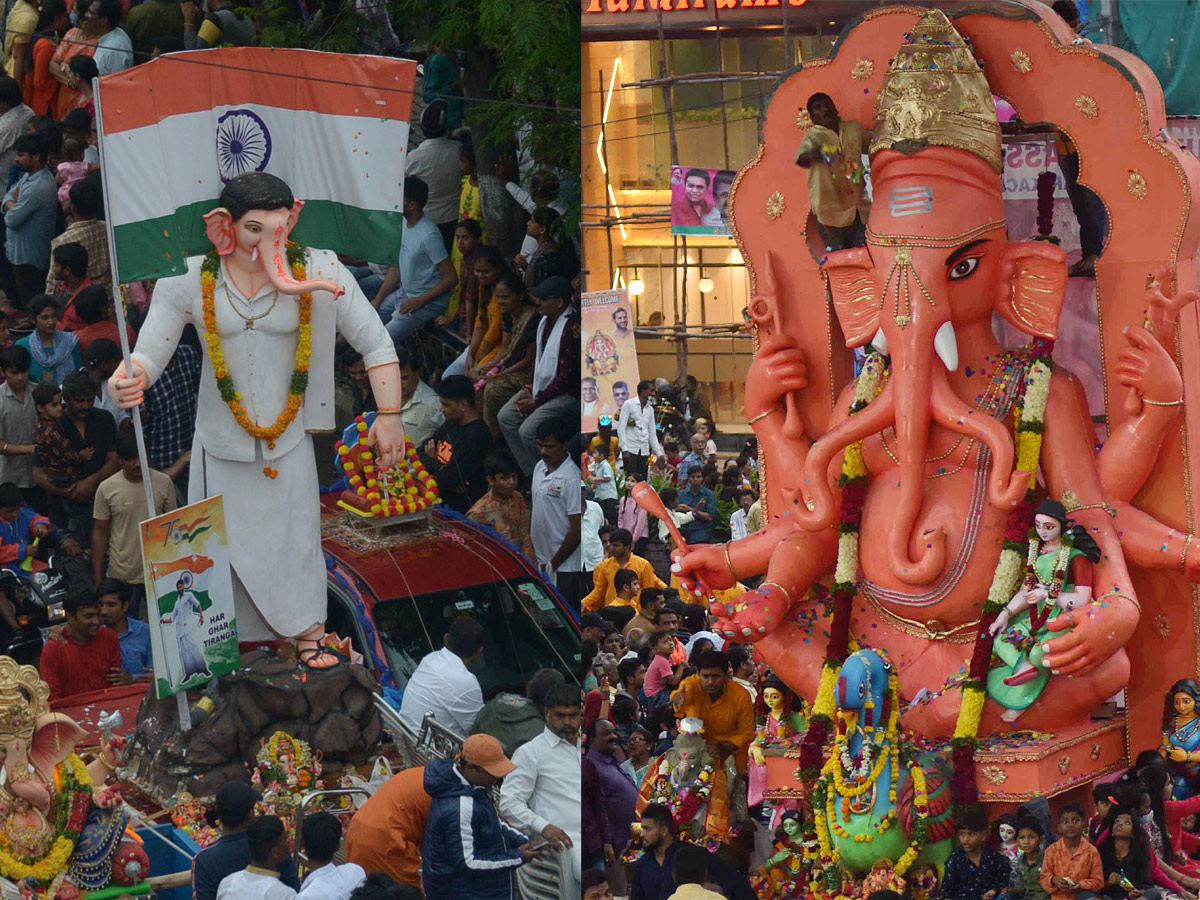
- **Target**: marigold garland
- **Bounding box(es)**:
[201,242,313,453]
[0,753,92,885]
[950,338,1055,804]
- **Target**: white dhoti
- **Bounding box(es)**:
[133,249,397,643]
[191,434,325,642]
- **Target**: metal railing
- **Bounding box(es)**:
[293,787,373,874]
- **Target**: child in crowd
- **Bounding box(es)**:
[655,487,694,549]
[1091,783,1119,843]
[1096,805,1161,900]
[32,382,93,496]
[466,450,535,561]
[0,481,51,575]
[729,488,754,541]
[56,138,88,213]
[598,523,615,558]
[1040,803,1104,900]
[589,415,619,467]
[589,443,618,525]
[1009,816,1049,900]
[612,567,640,614]
[643,629,685,711]
[648,441,677,482]
[940,806,1012,900]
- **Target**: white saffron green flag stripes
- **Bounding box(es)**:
[95,47,415,283]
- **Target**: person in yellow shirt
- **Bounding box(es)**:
[670,649,755,774]
[589,415,619,468]
[667,843,731,900]
[582,527,668,622]
[795,92,871,252]
[3,0,37,84]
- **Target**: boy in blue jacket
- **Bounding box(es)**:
[422,733,544,900]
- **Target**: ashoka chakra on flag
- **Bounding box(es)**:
[216,108,271,182]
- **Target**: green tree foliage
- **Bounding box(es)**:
[392,0,580,181]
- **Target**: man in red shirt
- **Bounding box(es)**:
[39,591,122,701]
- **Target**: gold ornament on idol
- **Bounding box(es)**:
[870,8,1002,172]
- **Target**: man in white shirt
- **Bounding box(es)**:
[617,380,661,482]
[297,812,365,900]
[398,615,485,736]
[404,100,463,251]
[216,816,297,900]
[581,486,605,581]
[531,418,582,599]
[396,347,444,448]
[728,489,754,541]
[500,682,582,896]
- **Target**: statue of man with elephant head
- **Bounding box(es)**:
[110,172,406,667]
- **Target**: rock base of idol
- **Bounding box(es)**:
[125,650,383,801]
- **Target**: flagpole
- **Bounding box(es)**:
[94,76,191,732]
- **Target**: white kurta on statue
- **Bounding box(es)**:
[132,249,397,641]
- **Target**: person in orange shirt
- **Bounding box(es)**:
[345,765,431,889]
[670,649,755,774]
[1040,803,1105,900]
[582,527,667,622]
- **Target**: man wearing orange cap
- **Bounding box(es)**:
[422,734,544,900]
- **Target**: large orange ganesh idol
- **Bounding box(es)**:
[670,4,1200,774]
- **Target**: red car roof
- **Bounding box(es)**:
[319,495,534,600]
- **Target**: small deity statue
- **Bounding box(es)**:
[996,813,1020,862]
[754,809,811,899]
[749,674,807,766]
[911,863,940,900]
[640,717,738,843]
[986,498,1101,720]
[1161,678,1200,798]
[862,856,907,897]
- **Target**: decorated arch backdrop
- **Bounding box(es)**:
[729,0,1200,753]
[95,48,416,283]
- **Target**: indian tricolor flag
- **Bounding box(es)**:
[95,47,415,283]
[149,553,216,612]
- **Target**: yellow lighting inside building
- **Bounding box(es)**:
[629,279,645,296]
[698,277,714,293]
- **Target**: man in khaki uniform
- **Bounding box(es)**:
[795,92,871,252]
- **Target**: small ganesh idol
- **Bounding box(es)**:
[986,498,1101,720]
[862,857,906,897]
[1161,678,1200,798]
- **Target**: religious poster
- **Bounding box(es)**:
[141,496,240,699]
[669,165,735,236]
[581,288,640,433]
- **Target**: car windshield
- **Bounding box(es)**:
[372,578,580,699]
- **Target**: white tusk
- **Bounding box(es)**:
[934,321,959,372]
[251,246,259,262]
[870,328,889,356]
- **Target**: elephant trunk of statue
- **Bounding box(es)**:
[260,223,343,298]
[0,739,51,811]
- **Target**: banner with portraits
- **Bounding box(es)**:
[670,165,735,236]
[581,288,640,433]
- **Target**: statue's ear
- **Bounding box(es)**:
[202,207,236,256]
[995,241,1068,340]
[824,247,880,347]
[286,199,305,237]
[29,713,86,774]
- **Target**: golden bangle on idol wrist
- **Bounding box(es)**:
[724,544,737,581]
[747,406,776,426]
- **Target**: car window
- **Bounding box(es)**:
[372,578,580,699]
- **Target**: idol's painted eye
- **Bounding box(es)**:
[857,683,866,699]
[949,257,980,280]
